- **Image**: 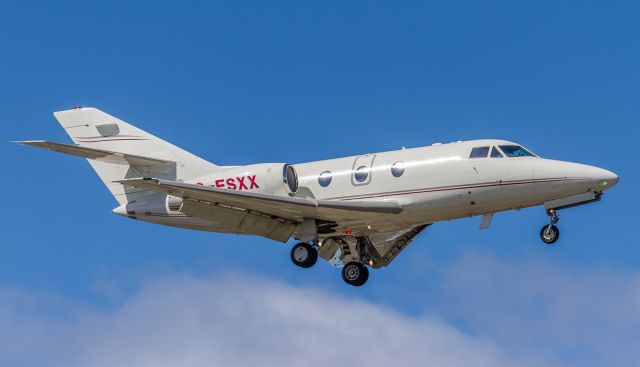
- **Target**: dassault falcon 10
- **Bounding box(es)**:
[18,107,619,286]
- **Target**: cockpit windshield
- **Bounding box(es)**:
[499,145,536,157]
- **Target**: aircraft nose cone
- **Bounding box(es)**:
[590,167,619,191]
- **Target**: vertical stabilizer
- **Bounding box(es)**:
[53,107,219,204]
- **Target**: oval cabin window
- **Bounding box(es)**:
[318,171,332,187]
[354,166,369,182]
[391,161,405,177]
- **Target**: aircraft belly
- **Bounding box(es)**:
[532,179,595,203]
[398,182,554,223]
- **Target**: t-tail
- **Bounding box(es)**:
[17,107,221,205]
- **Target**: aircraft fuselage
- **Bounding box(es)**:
[135,139,617,238]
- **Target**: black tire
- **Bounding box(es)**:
[341,261,369,286]
[290,242,318,268]
[540,224,560,245]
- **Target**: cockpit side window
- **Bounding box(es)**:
[499,145,536,157]
[469,146,490,158]
[490,146,503,158]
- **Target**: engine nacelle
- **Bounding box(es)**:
[190,163,298,196]
[166,163,298,213]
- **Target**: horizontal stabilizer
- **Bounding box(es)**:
[16,140,174,166]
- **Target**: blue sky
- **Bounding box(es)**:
[1,1,639,366]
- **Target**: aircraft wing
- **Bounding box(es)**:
[116,178,403,242]
[117,177,402,217]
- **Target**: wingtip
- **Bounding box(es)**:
[12,140,46,145]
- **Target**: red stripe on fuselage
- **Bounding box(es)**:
[331,177,588,201]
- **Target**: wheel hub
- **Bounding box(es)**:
[293,246,309,262]
[345,265,360,280]
[543,228,555,240]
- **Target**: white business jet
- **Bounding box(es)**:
[18,107,619,286]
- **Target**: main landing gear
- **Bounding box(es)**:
[341,261,369,287]
[290,242,318,268]
[540,209,560,245]
[289,240,371,287]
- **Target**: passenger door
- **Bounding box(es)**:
[351,154,376,186]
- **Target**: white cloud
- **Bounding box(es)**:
[430,251,640,367]
[0,251,638,367]
[0,272,548,367]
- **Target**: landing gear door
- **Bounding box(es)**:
[351,154,376,186]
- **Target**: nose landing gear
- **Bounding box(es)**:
[540,209,560,245]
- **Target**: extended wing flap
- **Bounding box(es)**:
[179,199,296,242]
[317,224,430,268]
[17,140,174,166]
[369,224,430,267]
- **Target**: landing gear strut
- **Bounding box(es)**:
[290,242,318,268]
[337,236,376,287]
[540,209,560,245]
[291,237,373,286]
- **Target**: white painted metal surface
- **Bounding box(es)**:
[18,107,620,285]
